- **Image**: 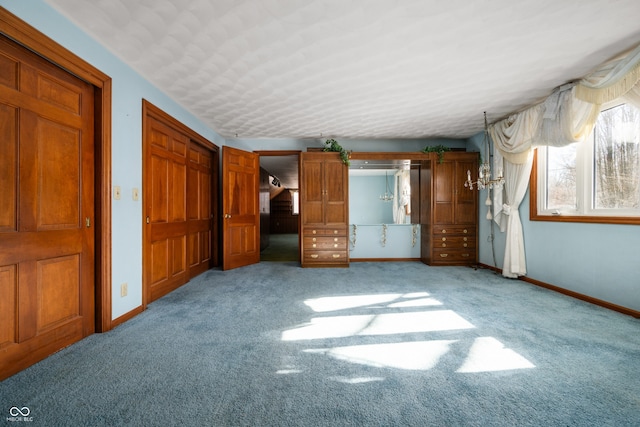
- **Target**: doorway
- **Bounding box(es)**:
[256,151,301,262]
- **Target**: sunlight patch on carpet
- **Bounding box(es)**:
[303,292,437,312]
[281,310,475,341]
[306,340,457,370]
[328,376,386,384]
[456,337,536,373]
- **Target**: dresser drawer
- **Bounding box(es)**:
[432,248,475,263]
[435,235,476,249]
[433,225,475,236]
[303,250,348,263]
[304,227,347,237]
[303,236,347,250]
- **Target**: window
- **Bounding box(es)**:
[291,190,299,215]
[532,103,640,224]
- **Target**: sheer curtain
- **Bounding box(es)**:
[492,150,533,278]
[486,42,640,278]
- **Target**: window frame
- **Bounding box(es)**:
[531,104,640,225]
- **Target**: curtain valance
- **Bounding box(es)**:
[485,41,640,279]
[575,43,640,105]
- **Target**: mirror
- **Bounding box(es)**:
[348,160,420,225]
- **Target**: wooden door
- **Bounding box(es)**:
[433,159,455,224]
[301,155,324,225]
[454,157,478,225]
[187,142,213,278]
[324,158,348,226]
[0,35,95,380]
[222,146,260,270]
[144,117,189,302]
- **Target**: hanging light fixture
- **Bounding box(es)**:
[465,112,504,191]
[379,171,394,202]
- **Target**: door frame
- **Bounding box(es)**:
[255,150,302,261]
[0,9,114,331]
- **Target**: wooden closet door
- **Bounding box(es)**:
[187,142,213,278]
[145,117,189,302]
[0,35,95,380]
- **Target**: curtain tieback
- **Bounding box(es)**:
[502,204,512,215]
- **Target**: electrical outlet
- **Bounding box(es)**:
[114,186,121,200]
[132,187,139,201]
[120,282,128,297]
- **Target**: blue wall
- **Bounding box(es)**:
[349,175,395,224]
[468,132,640,312]
[349,174,420,259]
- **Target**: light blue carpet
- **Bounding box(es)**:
[1,262,639,426]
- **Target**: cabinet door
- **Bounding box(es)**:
[301,157,324,225]
[324,159,348,226]
[433,159,455,224]
[454,157,477,225]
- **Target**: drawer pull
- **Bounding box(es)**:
[333,230,338,234]
[312,230,317,234]
[442,229,446,233]
[442,243,447,247]
[332,254,340,258]
[463,229,468,234]
[462,253,470,257]
[312,237,316,242]
[463,243,468,247]
[441,237,446,241]
[334,244,338,248]
[440,253,448,258]
[312,244,317,248]
[310,254,319,259]
[463,237,468,241]
[334,238,338,242]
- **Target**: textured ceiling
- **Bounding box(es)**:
[46,0,640,140]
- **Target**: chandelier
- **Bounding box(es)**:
[379,171,394,202]
[464,112,505,190]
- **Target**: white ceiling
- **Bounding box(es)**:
[46,0,640,142]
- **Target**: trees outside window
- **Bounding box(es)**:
[533,103,640,224]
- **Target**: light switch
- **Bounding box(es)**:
[114,186,121,200]
[132,188,139,201]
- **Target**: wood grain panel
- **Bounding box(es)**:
[151,240,168,285]
[37,255,80,330]
[0,103,17,232]
[0,265,16,348]
[150,154,168,223]
[170,162,186,222]
[37,74,81,114]
[188,232,199,268]
[37,118,80,230]
[170,235,186,277]
[0,52,18,89]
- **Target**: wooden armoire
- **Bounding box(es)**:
[421,152,479,265]
[299,152,349,267]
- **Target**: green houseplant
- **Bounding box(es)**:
[323,138,351,166]
[422,144,450,164]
